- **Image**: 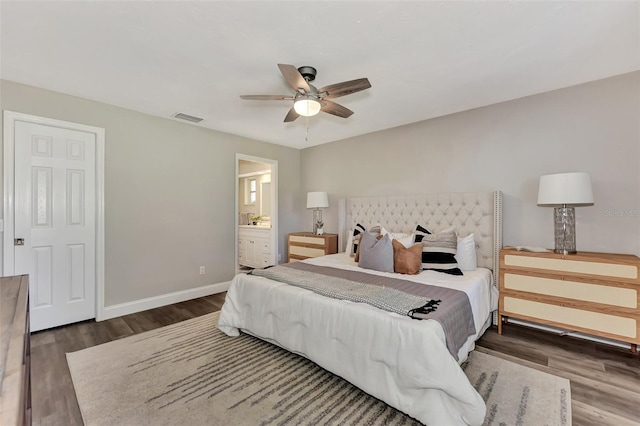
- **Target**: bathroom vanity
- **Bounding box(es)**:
[238,225,275,269]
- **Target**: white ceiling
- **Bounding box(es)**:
[1,1,638,149]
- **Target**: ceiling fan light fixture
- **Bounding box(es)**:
[240,64,371,122]
[294,96,321,117]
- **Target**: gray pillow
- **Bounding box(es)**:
[358,231,394,273]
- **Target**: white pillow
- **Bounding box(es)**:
[381,226,414,248]
[397,234,415,248]
[456,233,477,271]
[346,233,353,255]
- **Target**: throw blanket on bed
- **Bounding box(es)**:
[251,262,475,359]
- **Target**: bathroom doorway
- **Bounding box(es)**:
[235,154,278,274]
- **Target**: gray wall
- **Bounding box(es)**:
[300,72,640,256]
[3,71,638,310]
[1,79,303,306]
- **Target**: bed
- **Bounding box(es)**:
[218,191,503,425]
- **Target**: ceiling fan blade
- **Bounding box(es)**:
[240,95,293,100]
[320,100,354,118]
[284,107,299,122]
[318,78,371,99]
[278,64,311,93]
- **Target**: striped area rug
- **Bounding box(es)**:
[67,312,570,426]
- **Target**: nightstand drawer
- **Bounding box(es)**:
[503,273,638,308]
[289,235,326,246]
[504,254,638,280]
[289,245,326,258]
[503,297,637,339]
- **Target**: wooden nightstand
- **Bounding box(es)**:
[287,233,338,262]
[498,248,640,353]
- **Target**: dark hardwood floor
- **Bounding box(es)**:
[31,293,226,426]
[476,324,640,426]
[31,292,639,425]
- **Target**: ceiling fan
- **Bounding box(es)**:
[240,64,371,122]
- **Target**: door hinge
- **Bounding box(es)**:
[14,238,24,246]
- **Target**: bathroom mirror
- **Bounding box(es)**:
[261,181,272,217]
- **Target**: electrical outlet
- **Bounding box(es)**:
[199,266,205,275]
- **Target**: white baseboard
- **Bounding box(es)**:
[98,281,231,321]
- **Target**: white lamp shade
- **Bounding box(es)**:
[537,172,594,206]
[307,191,329,209]
[294,97,321,117]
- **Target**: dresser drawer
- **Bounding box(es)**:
[289,234,326,246]
[503,273,638,309]
[503,297,638,340]
[289,245,326,258]
[503,253,639,281]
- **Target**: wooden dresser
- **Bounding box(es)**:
[499,249,640,353]
[287,233,338,262]
[0,275,31,425]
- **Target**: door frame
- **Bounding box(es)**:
[235,153,278,274]
[3,110,106,321]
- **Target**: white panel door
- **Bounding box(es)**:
[14,121,96,331]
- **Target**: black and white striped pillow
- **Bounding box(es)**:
[413,224,431,242]
[414,225,463,275]
[349,223,366,257]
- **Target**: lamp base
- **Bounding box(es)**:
[554,206,577,255]
[312,209,322,235]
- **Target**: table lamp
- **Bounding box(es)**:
[306,192,329,235]
[537,172,593,254]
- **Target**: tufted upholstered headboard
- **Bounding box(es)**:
[338,191,503,277]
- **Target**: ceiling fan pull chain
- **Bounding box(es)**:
[305,115,310,142]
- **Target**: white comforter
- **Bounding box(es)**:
[218,254,496,425]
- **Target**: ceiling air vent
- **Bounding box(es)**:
[173,112,204,123]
